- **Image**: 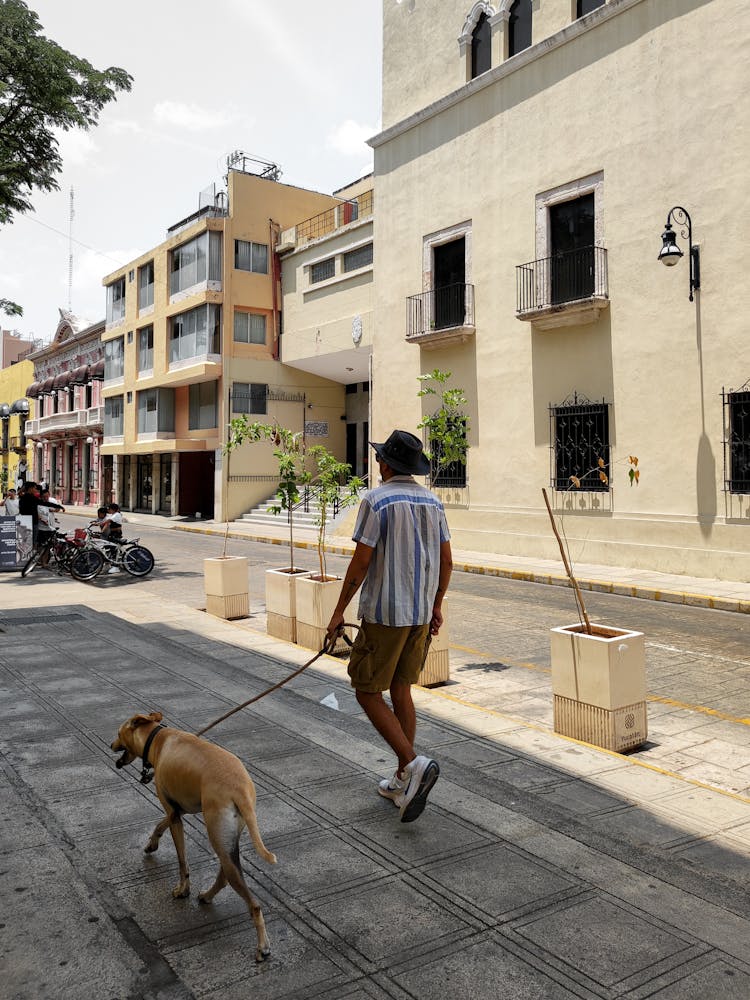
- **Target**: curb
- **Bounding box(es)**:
[66,510,750,617]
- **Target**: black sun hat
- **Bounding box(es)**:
[370,430,431,476]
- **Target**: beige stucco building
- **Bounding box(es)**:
[369,0,750,580]
[100,164,351,521]
[278,176,374,478]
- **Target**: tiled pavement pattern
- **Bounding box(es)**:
[1,591,749,1000]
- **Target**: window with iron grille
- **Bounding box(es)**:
[343,243,373,273]
[232,382,267,415]
[429,417,467,488]
[311,257,335,284]
[725,389,750,493]
[550,396,610,491]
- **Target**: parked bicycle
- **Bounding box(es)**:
[73,526,155,580]
[21,529,89,578]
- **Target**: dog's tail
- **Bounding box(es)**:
[237,792,277,865]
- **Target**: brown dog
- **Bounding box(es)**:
[110,711,276,961]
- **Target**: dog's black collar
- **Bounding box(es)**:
[140,724,167,785]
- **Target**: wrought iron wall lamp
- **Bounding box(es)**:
[658,206,700,301]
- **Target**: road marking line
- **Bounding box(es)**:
[648,641,750,669]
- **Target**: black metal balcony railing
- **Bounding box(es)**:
[407,283,475,339]
[516,246,608,314]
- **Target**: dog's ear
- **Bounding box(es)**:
[148,711,163,723]
[130,713,159,730]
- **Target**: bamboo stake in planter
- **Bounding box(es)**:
[541,455,639,636]
[542,487,591,634]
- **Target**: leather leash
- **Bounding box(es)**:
[194,624,358,739]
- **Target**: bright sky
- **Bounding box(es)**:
[0,0,382,343]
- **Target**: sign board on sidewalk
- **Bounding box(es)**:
[0,514,33,571]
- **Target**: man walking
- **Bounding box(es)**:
[326,429,452,823]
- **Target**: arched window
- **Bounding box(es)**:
[471,12,492,78]
[508,0,532,57]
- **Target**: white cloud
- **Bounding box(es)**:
[106,119,144,136]
[57,128,99,165]
[327,119,379,157]
[153,101,239,132]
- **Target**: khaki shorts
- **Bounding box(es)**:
[347,620,431,693]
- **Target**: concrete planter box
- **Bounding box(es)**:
[265,567,311,643]
[550,623,647,752]
[204,556,249,620]
[295,575,352,653]
[418,606,450,687]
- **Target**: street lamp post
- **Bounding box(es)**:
[658,206,700,302]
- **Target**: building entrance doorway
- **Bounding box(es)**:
[137,455,153,511]
[550,193,595,303]
[433,237,466,329]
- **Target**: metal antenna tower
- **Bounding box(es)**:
[67,186,75,311]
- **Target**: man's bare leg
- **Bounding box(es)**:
[356,690,415,776]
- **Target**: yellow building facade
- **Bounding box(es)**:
[0,358,33,493]
[100,166,349,521]
[370,0,750,580]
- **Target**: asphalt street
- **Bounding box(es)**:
[49,513,750,798]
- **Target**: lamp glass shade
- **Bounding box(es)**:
[659,228,683,266]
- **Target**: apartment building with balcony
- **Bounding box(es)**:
[100,164,348,520]
[277,176,374,479]
[369,0,750,580]
[23,311,106,505]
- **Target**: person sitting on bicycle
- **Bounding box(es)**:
[89,507,108,536]
[100,503,123,541]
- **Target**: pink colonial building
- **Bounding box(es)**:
[24,311,109,506]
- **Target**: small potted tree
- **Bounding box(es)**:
[416,369,470,685]
[544,456,647,752]
[295,445,363,652]
[225,418,312,640]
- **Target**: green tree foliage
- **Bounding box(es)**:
[226,418,310,572]
[0,297,22,315]
[0,0,132,225]
[308,445,362,580]
[417,368,469,489]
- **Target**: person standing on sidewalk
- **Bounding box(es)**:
[18,482,64,545]
[326,429,453,824]
[1,488,19,516]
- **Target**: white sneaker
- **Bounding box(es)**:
[397,755,440,823]
[107,567,121,574]
[378,771,406,803]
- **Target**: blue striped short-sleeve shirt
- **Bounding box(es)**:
[353,475,450,626]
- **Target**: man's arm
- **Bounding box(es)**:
[429,540,453,635]
[326,541,374,640]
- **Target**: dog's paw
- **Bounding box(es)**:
[144,841,159,854]
[255,945,271,963]
[172,885,190,899]
[197,892,211,905]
